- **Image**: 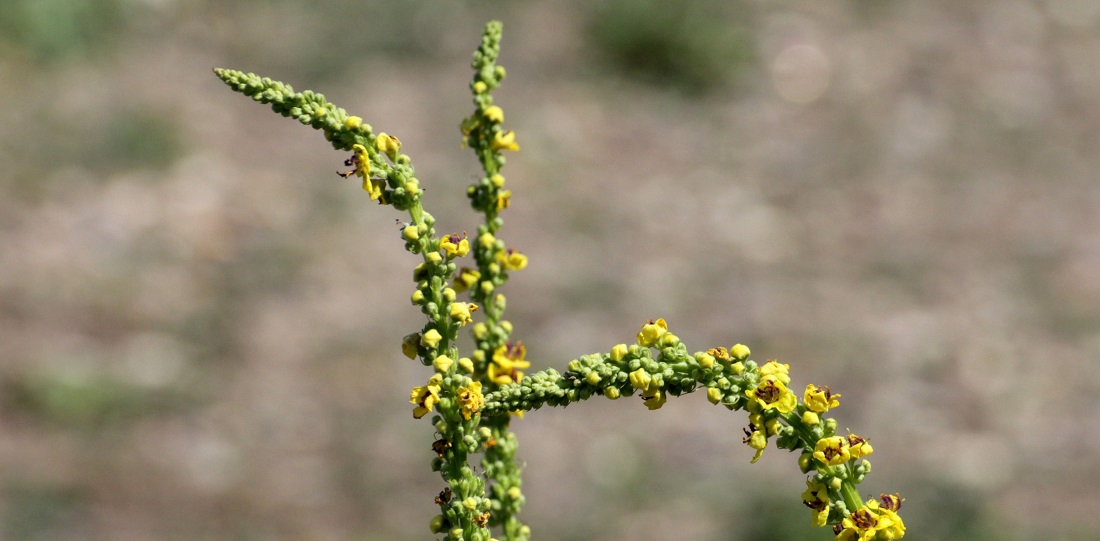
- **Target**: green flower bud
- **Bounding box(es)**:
[706,387,723,405]
[430,514,446,534]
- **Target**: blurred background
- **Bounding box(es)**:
[2,0,1099,539]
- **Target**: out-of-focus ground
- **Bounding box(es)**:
[2,1,1099,540]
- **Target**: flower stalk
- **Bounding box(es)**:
[214,20,905,541]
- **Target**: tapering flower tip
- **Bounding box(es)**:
[730,343,751,360]
[636,318,668,348]
[401,333,421,359]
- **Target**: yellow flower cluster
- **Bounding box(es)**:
[835,496,906,541]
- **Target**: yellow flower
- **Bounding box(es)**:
[627,368,666,410]
[422,329,443,349]
[433,354,455,374]
[362,177,386,203]
[410,374,443,419]
[479,232,496,248]
[746,375,797,414]
[706,386,723,405]
[813,436,851,466]
[609,344,629,362]
[758,360,791,385]
[743,426,767,463]
[642,387,666,410]
[472,81,488,94]
[496,190,511,211]
[490,174,505,188]
[628,368,653,391]
[489,341,531,385]
[402,225,420,242]
[441,233,471,258]
[343,116,363,130]
[800,480,830,528]
[484,105,504,123]
[458,357,475,373]
[497,249,527,270]
[401,333,420,359]
[375,132,401,160]
[450,302,478,326]
[453,267,481,293]
[846,433,873,459]
[730,343,751,360]
[636,318,668,348]
[801,410,820,426]
[804,384,841,413]
[491,130,520,151]
[695,352,715,369]
[456,381,485,420]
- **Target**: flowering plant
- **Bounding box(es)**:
[214,21,905,541]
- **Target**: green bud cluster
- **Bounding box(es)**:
[213,68,369,151]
